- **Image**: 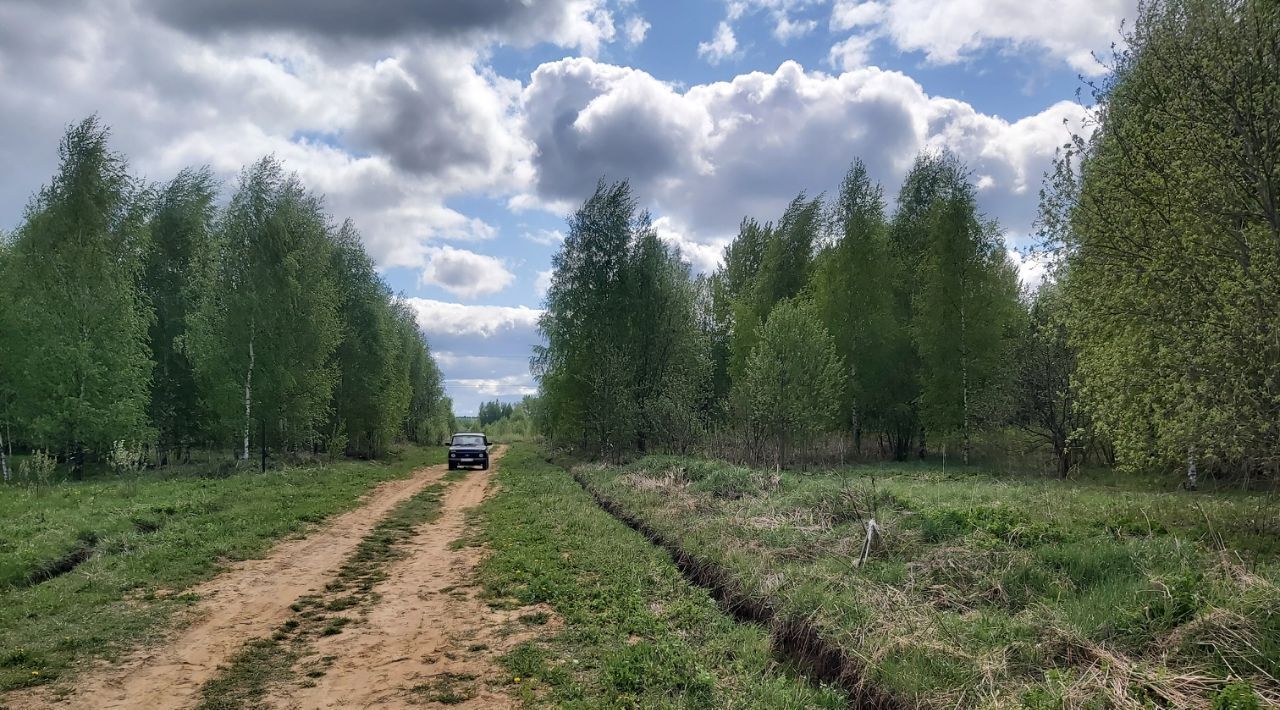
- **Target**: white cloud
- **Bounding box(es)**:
[828,33,876,70]
[419,246,515,299]
[535,269,555,297]
[523,228,566,246]
[520,58,1091,257]
[1007,247,1056,289]
[698,22,740,64]
[653,216,727,273]
[830,0,1134,75]
[405,298,542,339]
[831,0,886,30]
[624,15,650,46]
[446,375,539,397]
[773,15,817,42]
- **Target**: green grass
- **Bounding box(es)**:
[0,445,444,691]
[578,455,1280,708]
[198,474,457,709]
[473,444,848,709]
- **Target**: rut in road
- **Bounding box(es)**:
[4,460,454,710]
[269,445,546,709]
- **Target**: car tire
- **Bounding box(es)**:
[482,461,489,470]
[448,462,456,471]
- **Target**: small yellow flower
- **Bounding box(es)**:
[31,671,39,676]
[514,677,521,683]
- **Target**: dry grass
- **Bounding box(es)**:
[581,454,1280,708]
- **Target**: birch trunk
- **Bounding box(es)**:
[0,426,7,483]
[242,325,255,461]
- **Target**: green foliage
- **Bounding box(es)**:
[535,180,709,457]
[734,299,846,466]
[1013,283,1090,477]
[1,116,154,466]
[144,167,216,455]
[913,178,1022,461]
[1055,0,1280,476]
[326,221,417,458]
[192,157,342,455]
[810,160,908,452]
[0,119,451,470]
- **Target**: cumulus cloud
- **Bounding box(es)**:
[652,216,728,274]
[698,22,740,64]
[773,15,818,42]
[831,0,886,30]
[0,0,543,273]
[830,0,1134,75]
[405,299,544,415]
[406,298,542,339]
[419,246,515,299]
[519,58,1090,258]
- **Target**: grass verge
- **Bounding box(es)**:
[472,444,848,709]
[578,456,1280,708]
[0,445,444,691]
[197,474,458,709]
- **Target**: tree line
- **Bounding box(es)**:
[535,0,1279,482]
[0,117,453,478]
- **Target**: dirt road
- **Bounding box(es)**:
[270,447,541,709]
[10,447,526,709]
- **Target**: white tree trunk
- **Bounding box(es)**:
[0,426,8,483]
[242,326,255,461]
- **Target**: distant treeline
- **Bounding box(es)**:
[0,119,454,476]
[535,0,1280,482]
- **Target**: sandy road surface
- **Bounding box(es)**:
[5,460,454,710]
[270,445,542,709]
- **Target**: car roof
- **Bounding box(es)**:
[452,432,486,437]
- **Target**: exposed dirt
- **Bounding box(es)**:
[270,445,550,709]
[6,461,454,710]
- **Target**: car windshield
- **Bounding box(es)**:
[451,435,485,447]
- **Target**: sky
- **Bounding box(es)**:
[0,0,1133,416]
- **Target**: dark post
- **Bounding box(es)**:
[260,419,267,473]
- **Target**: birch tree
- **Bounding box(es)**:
[190,157,340,459]
[144,167,216,462]
[810,160,901,456]
[914,187,1021,464]
[1056,0,1280,478]
[3,117,154,473]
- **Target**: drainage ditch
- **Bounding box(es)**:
[572,469,899,710]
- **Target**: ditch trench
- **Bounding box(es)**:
[571,469,900,710]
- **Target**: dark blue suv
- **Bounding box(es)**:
[447,432,489,470]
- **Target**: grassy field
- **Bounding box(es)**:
[471,445,849,708]
[0,446,444,691]
[576,456,1280,708]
